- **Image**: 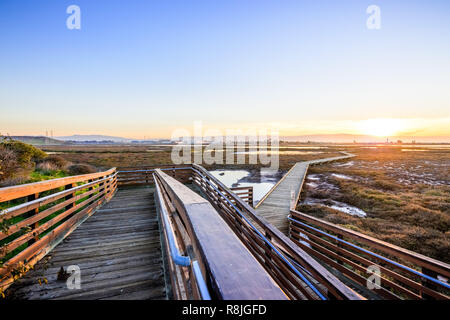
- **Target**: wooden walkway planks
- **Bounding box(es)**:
[255,152,355,234]
[5,186,166,300]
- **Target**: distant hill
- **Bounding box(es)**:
[10,136,66,145]
[56,135,132,143]
[14,133,447,145]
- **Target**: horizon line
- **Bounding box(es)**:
[6,133,450,144]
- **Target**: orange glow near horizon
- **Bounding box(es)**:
[356,119,407,137]
[2,118,450,140]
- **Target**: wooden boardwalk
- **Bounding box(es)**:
[255,152,355,234]
[2,163,447,300]
[5,186,166,300]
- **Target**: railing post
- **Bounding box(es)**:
[64,183,76,212]
[87,179,94,204]
[110,172,116,197]
[264,230,272,269]
[106,173,113,198]
[421,267,438,300]
[336,234,343,265]
[98,175,105,196]
[108,174,114,196]
[105,175,111,198]
[25,193,40,244]
[88,179,93,195]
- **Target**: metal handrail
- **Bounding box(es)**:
[192,260,212,300]
[154,174,211,300]
[156,182,190,267]
[1,172,117,219]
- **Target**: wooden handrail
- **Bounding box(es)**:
[230,186,253,206]
[290,210,450,277]
[289,210,450,300]
[0,168,117,292]
[117,165,191,186]
[154,169,288,300]
[0,168,116,202]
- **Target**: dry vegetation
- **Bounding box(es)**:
[17,142,450,263]
[0,138,97,187]
[0,138,47,186]
[297,146,450,263]
[40,144,343,171]
[40,145,174,169]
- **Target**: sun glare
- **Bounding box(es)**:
[358,119,405,137]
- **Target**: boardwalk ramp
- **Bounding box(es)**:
[255,152,355,234]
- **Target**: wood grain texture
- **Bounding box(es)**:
[5,186,166,300]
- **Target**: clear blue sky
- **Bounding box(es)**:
[1,0,449,138]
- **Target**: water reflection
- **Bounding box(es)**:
[209,168,283,206]
[302,198,367,217]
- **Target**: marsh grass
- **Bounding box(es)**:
[40,144,344,171]
[298,146,450,262]
[38,143,449,261]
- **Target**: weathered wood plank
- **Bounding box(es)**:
[255,152,355,233]
[5,186,166,300]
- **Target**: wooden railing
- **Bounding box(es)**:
[117,165,191,186]
[0,168,117,292]
[230,186,254,207]
[289,210,450,300]
[190,164,362,300]
[118,165,254,206]
[154,169,287,300]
